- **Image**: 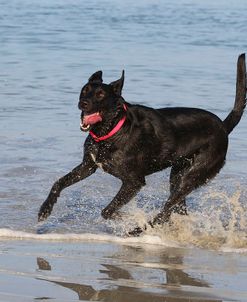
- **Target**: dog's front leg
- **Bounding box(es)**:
[38,159,97,222]
[101,178,145,220]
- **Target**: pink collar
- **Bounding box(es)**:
[89,104,127,142]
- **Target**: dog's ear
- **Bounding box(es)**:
[88,71,103,84]
[110,70,125,95]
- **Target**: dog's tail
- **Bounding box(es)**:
[223,53,246,134]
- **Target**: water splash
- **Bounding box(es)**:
[105,188,247,252]
[0,188,246,253]
[141,189,247,251]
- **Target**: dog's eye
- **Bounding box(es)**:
[95,89,105,100]
[82,85,91,96]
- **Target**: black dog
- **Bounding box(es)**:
[38,54,246,236]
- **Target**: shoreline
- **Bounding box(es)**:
[0,228,247,254]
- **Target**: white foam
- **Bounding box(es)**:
[220,247,247,254]
[0,227,246,253]
[0,228,179,248]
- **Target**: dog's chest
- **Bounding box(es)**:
[88,144,110,171]
[88,143,122,175]
[90,152,104,170]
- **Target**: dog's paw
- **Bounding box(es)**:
[152,212,170,225]
[127,221,154,237]
[38,202,53,222]
[101,207,115,220]
[128,226,145,237]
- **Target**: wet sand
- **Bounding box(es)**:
[0,237,247,302]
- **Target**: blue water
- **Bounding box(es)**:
[0,0,247,242]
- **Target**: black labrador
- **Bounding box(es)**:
[38,54,246,236]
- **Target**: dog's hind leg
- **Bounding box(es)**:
[152,147,226,226]
[169,161,189,216]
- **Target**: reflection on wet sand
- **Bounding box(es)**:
[158,251,210,288]
[37,258,51,271]
[37,249,221,302]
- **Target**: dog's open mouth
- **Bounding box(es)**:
[80,112,102,131]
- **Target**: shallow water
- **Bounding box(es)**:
[0,0,247,300]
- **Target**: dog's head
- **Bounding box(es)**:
[78,71,125,131]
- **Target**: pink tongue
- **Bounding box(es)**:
[83,112,102,125]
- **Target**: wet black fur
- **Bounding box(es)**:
[38,55,246,236]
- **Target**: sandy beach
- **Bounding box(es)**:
[0,231,247,302]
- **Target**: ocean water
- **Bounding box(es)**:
[1,0,247,245]
[0,0,247,300]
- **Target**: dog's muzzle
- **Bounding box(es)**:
[80,112,102,132]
